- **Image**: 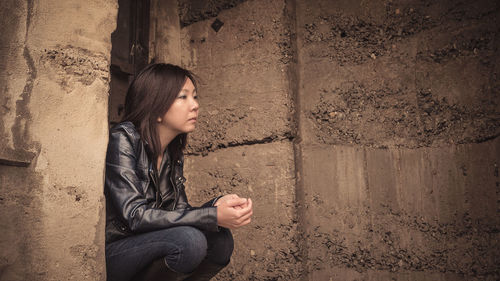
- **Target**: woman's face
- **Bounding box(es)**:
[158,78,199,137]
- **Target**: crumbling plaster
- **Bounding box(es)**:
[1,0,117,280]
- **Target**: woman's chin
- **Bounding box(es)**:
[184,125,196,133]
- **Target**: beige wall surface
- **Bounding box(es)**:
[1,0,498,280]
[177,0,499,280]
[177,0,300,279]
[295,0,499,280]
[0,0,116,280]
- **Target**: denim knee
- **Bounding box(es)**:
[165,226,207,273]
[206,227,234,265]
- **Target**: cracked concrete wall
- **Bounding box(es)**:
[172,0,499,280]
[176,0,300,279]
[178,0,249,27]
[180,0,294,154]
[296,0,499,280]
[184,142,298,279]
[0,0,116,280]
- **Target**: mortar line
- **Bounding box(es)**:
[185,135,294,156]
[285,0,309,280]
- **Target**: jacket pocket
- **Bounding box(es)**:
[106,219,133,244]
[112,219,132,235]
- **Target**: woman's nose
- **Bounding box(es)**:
[191,97,199,111]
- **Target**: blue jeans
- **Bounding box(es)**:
[105,226,234,281]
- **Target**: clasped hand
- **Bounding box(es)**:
[214,194,253,229]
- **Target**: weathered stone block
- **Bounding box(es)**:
[0,0,116,280]
[184,141,300,280]
[180,0,294,153]
[297,0,499,149]
[181,0,290,68]
[300,139,499,279]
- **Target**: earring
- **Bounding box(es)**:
[157,117,162,123]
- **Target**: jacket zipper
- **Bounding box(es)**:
[170,172,178,211]
[154,162,178,210]
[149,165,160,207]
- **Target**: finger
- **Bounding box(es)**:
[225,197,247,207]
[226,194,239,199]
[239,198,250,208]
[238,198,253,214]
[235,205,252,218]
[217,194,237,204]
[222,205,245,222]
[237,217,252,227]
[236,208,253,224]
[236,209,253,224]
[243,217,252,225]
[233,197,249,209]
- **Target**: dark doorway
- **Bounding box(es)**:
[109,0,150,126]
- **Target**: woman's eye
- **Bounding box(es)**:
[178,95,187,99]
[193,95,199,99]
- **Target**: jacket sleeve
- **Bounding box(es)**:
[105,129,219,233]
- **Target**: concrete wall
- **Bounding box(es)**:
[0,0,116,280]
[176,0,499,280]
[1,0,497,280]
[178,0,249,27]
[295,0,499,280]
[178,0,301,279]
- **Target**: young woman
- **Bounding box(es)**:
[104,63,253,281]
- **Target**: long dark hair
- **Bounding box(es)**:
[122,63,198,165]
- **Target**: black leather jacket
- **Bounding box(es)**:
[104,121,219,244]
